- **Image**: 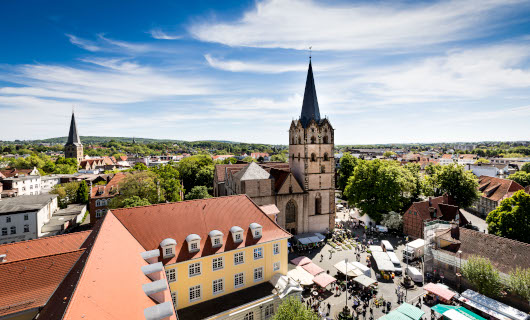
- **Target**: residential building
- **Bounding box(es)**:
[464,163,512,179]
[457,154,478,165]
[111,194,300,319]
[214,61,336,235]
[439,154,455,165]
[64,111,84,163]
[0,175,41,196]
[88,172,127,225]
[403,195,468,239]
[474,176,524,217]
[251,153,270,160]
[212,155,236,162]
[40,175,62,193]
[0,167,39,178]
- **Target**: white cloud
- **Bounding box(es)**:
[204,54,307,73]
[66,34,101,52]
[189,0,524,51]
[149,28,182,40]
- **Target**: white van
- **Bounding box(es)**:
[381,240,394,252]
[387,251,402,275]
[406,266,423,283]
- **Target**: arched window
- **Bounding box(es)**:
[323,136,328,144]
[298,136,301,144]
[323,153,329,161]
[298,153,301,162]
[286,200,297,224]
[311,136,316,144]
[311,153,316,162]
[315,193,321,215]
[291,137,295,144]
[321,166,325,173]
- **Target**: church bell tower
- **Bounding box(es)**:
[64,112,83,164]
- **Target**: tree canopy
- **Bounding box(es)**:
[508,171,530,187]
[272,297,319,320]
[338,153,358,192]
[423,164,480,208]
[521,163,530,173]
[121,196,151,208]
[109,171,160,208]
[461,255,503,298]
[486,190,530,243]
[185,186,212,200]
[508,267,530,302]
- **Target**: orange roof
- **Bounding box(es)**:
[63,211,176,320]
[212,154,234,160]
[90,172,128,198]
[478,176,524,202]
[441,154,453,159]
[0,250,84,317]
[0,231,90,263]
[112,195,291,264]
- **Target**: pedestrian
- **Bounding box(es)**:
[327,302,331,315]
[320,254,323,262]
[362,309,366,319]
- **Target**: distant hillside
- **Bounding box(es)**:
[0,136,244,145]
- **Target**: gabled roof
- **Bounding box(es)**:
[0,168,34,178]
[478,176,524,202]
[408,196,467,225]
[0,250,85,317]
[214,164,248,182]
[0,231,90,263]
[112,195,291,264]
[90,172,128,199]
[66,112,81,146]
[233,162,271,181]
[300,61,321,128]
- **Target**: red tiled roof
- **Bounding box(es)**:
[0,168,33,178]
[0,231,90,263]
[214,164,248,182]
[441,154,453,159]
[90,172,128,198]
[212,154,234,160]
[0,250,85,317]
[102,157,115,166]
[459,154,477,159]
[407,196,467,225]
[251,152,269,158]
[112,195,291,264]
[478,176,524,202]
[119,155,127,161]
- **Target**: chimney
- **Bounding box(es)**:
[450,223,460,240]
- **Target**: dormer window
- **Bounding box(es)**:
[230,226,244,243]
[249,223,263,239]
[160,238,177,259]
[209,230,224,248]
[186,234,201,253]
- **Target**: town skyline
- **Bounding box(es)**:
[1,0,530,144]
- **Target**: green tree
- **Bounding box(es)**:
[185,186,213,200]
[486,190,530,243]
[508,267,530,302]
[521,163,530,173]
[150,163,184,202]
[271,153,287,162]
[272,297,319,320]
[109,171,160,208]
[508,171,530,187]
[403,163,422,203]
[133,162,148,171]
[344,159,415,221]
[121,196,151,208]
[242,156,256,163]
[338,154,358,192]
[177,155,214,190]
[50,182,80,208]
[380,211,403,230]
[383,151,396,158]
[461,255,503,298]
[77,181,89,204]
[424,164,480,208]
[474,158,490,164]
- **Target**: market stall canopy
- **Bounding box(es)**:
[369,245,383,252]
[432,305,486,320]
[302,262,325,276]
[334,260,362,277]
[287,266,314,286]
[371,251,396,271]
[395,303,425,320]
[423,283,456,301]
[295,233,324,245]
[353,275,377,287]
[313,273,337,288]
[315,233,326,241]
[379,310,416,320]
[298,237,311,245]
[460,289,528,320]
[290,256,312,266]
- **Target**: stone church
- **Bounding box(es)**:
[64,112,84,163]
[213,61,335,234]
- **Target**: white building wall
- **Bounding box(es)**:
[37,198,57,237]
[0,211,38,244]
[11,176,42,196]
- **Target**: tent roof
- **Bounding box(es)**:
[290,256,312,266]
[353,275,377,287]
[287,266,314,286]
[313,273,336,288]
[302,262,325,276]
[396,303,425,320]
[334,260,362,277]
[424,283,456,301]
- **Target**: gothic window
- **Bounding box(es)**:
[298,136,301,144]
[323,153,329,161]
[286,200,297,224]
[311,136,316,144]
[292,154,295,161]
[311,153,316,162]
[323,136,329,144]
[321,166,325,173]
[298,153,301,162]
[315,194,322,215]
[291,137,294,144]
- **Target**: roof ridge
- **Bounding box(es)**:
[110,194,248,212]
[243,194,292,237]
[0,248,86,266]
[460,228,530,247]
[0,230,91,249]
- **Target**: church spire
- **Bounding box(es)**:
[299,60,321,128]
[66,111,81,145]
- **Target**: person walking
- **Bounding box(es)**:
[327,302,331,315]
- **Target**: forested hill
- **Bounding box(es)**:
[1,136,239,145]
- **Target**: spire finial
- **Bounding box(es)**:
[309,46,312,61]
[72,105,75,114]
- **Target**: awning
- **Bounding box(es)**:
[458,297,512,320]
[380,310,416,320]
[313,273,336,288]
[353,275,377,287]
[395,303,425,320]
[424,283,456,301]
[334,260,362,277]
[302,262,325,276]
[431,304,486,320]
[308,236,322,243]
[298,237,311,245]
[315,233,326,241]
[290,256,312,266]
[287,266,314,286]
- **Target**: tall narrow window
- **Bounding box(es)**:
[285,200,297,224]
[311,153,316,162]
[166,269,176,282]
[311,136,316,144]
[323,153,329,161]
[315,193,322,215]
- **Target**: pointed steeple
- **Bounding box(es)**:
[66,112,81,145]
[299,60,321,128]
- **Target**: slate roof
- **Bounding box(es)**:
[0,250,84,317]
[112,194,291,264]
[66,112,81,146]
[0,231,90,263]
[478,176,524,202]
[0,194,58,215]
[233,162,271,181]
[214,164,248,182]
[300,61,321,128]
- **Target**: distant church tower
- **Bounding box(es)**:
[64,112,83,163]
[289,60,335,232]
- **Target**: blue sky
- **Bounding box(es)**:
[1,0,530,145]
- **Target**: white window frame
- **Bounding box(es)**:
[24,225,30,233]
[273,261,280,271]
[244,311,254,320]
[188,262,202,277]
[234,272,245,288]
[212,257,224,271]
[10,226,16,235]
[212,278,224,295]
[273,243,280,255]
[171,291,177,308]
[95,210,103,218]
[234,251,244,265]
[254,267,264,282]
[166,268,176,283]
[254,247,263,260]
[190,242,198,251]
[264,304,274,319]
[189,284,202,302]
[165,247,173,256]
[213,237,221,246]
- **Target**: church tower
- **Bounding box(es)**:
[289,60,335,233]
[64,112,83,164]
